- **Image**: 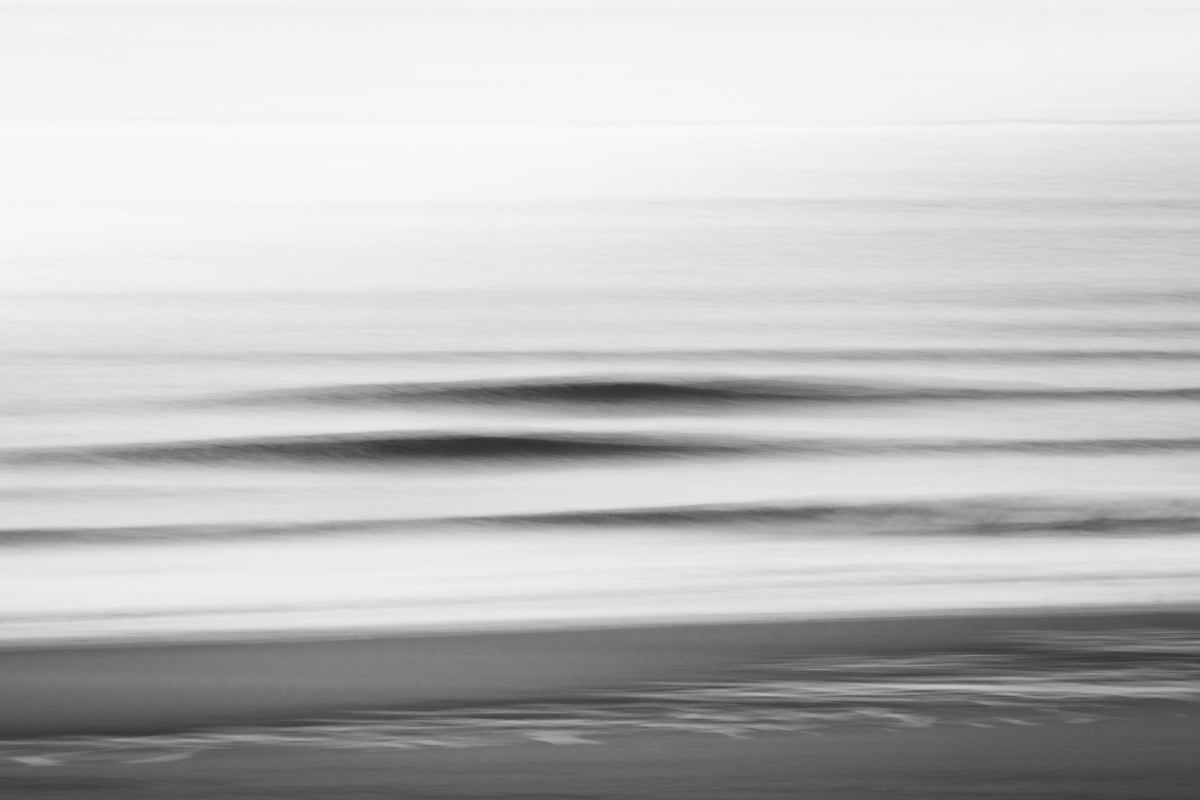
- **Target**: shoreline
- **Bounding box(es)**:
[2,606,1197,739]
[161,711,1199,800]
[5,716,1200,799]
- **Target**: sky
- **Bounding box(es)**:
[5,0,1200,127]
[2,0,1199,292]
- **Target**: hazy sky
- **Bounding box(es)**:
[3,0,1199,292]
[5,0,1200,126]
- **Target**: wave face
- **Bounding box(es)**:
[208,374,1200,412]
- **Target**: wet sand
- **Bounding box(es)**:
[2,703,1198,799]
[2,609,1198,798]
[22,711,1185,800]
[1,609,1195,737]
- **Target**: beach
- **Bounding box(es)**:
[7,717,1199,800]
[2,609,1199,798]
[71,713,1195,800]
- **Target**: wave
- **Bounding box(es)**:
[8,497,1200,545]
[207,374,1200,411]
[223,375,931,407]
[3,430,766,467]
[945,436,1200,455]
[7,425,1200,469]
[466,496,1200,535]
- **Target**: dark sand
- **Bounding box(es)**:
[11,712,1184,800]
[2,609,1198,799]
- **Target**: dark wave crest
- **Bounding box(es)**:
[4,430,765,466]
[8,497,1200,546]
[213,375,938,409]
[8,430,1200,468]
[478,497,1200,535]
[208,374,1200,411]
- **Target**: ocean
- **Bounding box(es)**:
[2,124,1199,762]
